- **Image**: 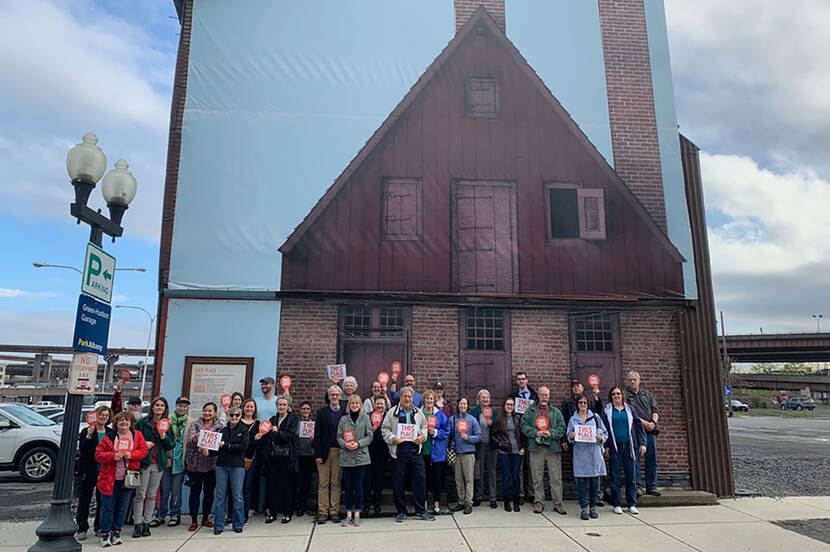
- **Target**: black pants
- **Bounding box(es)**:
[365,449,388,508]
[424,455,445,505]
[76,476,101,533]
[187,471,216,524]
[295,455,316,512]
[393,449,426,515]
[268,457,296,517]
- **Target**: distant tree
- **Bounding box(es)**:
[777,362,814,375]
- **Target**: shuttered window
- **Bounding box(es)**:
[545,183,606,241]
[465,78,500,118]
[382,178,422,240]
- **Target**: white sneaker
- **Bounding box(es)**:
[613,506,623,515]
[628,506,640,515]
[110,532,123,545]
[76,531,87,541]
[100,535,111,548]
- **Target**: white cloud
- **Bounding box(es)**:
[0,288,59,299]
[0,310,149,348]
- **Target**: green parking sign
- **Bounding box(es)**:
[81,242,116,303]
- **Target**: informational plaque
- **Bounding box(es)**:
[183,357,253,419]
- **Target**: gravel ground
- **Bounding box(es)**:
[774,519,830,546]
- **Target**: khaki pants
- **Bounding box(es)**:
[529,449,562,506]
[134,463,163,524]
[454,453,475,506]
[317,448,341,517]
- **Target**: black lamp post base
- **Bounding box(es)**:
[28,499,80,552]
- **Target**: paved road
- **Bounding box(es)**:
[0,473,52,522]
[728,415,830,456]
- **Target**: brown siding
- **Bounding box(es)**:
[679,135,734,496]
[281,26,683,298]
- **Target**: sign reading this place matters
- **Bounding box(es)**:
[82,242,116,304]
[73,294,111,354]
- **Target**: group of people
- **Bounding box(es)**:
[74,368,661,546]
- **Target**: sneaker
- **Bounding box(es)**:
[428,508,439,516]
[353,516,361,527]
[234,528,243,534]
[76,531,87,541]
[213,529,222,536]
[646,489,662,496]
[140,523,151,537]
[532,502,544,514]
[596,500,605,507]
[341,517,351,527]
[489,500,497,509]
[589,507,598,519]
[472,499,481,507]
[581,509,589,520]
[316,515,328,525]
[110,532,122,546]
[187,522,198,531]
[416,511,435,521]
[553,504,567,515]
[131,525,141,539]
[463,505,472,515]
[613,506,623,515]
[451,504,465,512]
[628,506,640,515]
[330,515,341,524]
[100,535,111,548]
[396,513,406,523]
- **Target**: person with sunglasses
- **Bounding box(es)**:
[566,394,608,520]
[601,387,646,515]
[210,406,250,534]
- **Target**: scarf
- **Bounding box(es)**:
[170,410,188,437]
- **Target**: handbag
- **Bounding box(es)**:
[124,461,141,489]
[243,458,253,471]
[445,440,456,467]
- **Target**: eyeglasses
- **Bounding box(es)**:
[229,413,241,418]
[578,401,588,405]
[611,392,622,396]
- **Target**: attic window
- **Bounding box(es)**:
[545,183,606,240]
[465,78,499,118]
[382,178,422,240]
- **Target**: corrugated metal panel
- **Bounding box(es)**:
[679,134,734,496]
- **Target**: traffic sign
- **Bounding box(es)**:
[69,352,98,394]
[73,294,111,354]
[82,242,116,303]
[724,385,731,397]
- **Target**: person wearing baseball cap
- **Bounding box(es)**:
[434,382,454,418]
[155,397,191,527]
[126,397,144,421]
[255,377,278,420]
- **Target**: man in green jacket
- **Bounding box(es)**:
[520,386,566,515]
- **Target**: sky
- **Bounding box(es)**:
[0,0,828,353]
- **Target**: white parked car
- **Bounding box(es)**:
[0,403,62,482]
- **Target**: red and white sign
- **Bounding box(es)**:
[220,394,232,408]
[299,420,315,439]
[157,418,170,437]
[280,375,292,390]
[377,372,390,386]
[258,419,272,435]
[86,411,98,426]
[588,374,600,388]
[574,424,597,443]
[427,415,437,429]
[116,438,131,453]
[68,352,98,395]
[197,429,222,451]
[391,361,402,378]
[482,407,493,420]
[515,397,533,414]
[343,429,355,443]
[326,364,347,381]
[456,418,469,434]
[397,423,418,441]
[370,411,383,428]
[536,416,549,431]
[118,368,132,383]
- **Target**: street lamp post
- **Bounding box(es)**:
[114,305,155,402]
[812,314,823,333]
[33,262,147,273]
[30,132,137,552]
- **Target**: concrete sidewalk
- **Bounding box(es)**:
[3,497,828,551]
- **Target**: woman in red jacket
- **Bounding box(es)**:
[95,411,149,547]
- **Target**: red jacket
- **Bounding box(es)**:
[95,429,149,496]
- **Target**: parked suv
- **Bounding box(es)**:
[0,403,62,482]
[725,399,749,412]
[780,397,816,411]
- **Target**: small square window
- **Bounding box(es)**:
[465,78,499,118]
[545,184,606,241]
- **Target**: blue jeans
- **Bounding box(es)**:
[634,433,658,490]
[243,455,261,519]
[341,465,368,512]
[213,466,245,531]
[99,480,134,536]
[576,477,599,509]
[498,453,522,498]
[609,446,637,508]
[157,470,184,518]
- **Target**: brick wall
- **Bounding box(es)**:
[454,0,505,33]
[620,310,690,474]
[276,300,338,408]
[598,0,666,232]
[411,305,460,397]
[510,309,572,404]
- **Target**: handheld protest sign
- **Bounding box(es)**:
[258,419,272,435]
[326,363,347,381]
[377,372,390,386]
[280,375,292,390]
[118,368,131,383]
[116,438,131,453]
[391,361,402,378]
[299,420,315,438]
[456,418,469,434]
[588,374,600,388]
[370,411,383,428]
[86,411,98,426]
[343,429,355,443]
[220,394,232,409]
[427,414,437,430]
[482,407,493,420]
[536,416,549,431]
[158,418,170,437]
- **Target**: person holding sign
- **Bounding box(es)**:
[209,406,250,534]
[380,387,434,522]
[471,389,499,509]
[314,385,345,524]
[336,395,373,526]
[132,397,175,538]
[491,398,526,512]
[75,405,113,541]
[566,395,608,520]
[293,401,316,518]
[363,381,391,414]
[365,397,390,516]
[95,411,149,547]
[421,390,451,515]
[185,402,223,531]
[239,399,261,522]
[264,396,299,524]
[449,398,481,514]
[389,373,423,408]
[601,387,647,515]
[520,386,566,515]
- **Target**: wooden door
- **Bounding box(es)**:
[343,343,406,393]
[459,308,511,403]
[452,180,518,293]
[568,312,622,400]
